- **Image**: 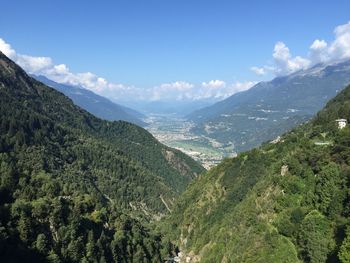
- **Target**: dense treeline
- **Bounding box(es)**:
[0,172,174,262]
[0,52,202,262]
[162,84,350,262]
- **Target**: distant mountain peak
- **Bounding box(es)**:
[187,58,350,152]
[288,59,350,78]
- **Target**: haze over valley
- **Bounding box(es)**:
[145,114,235,169]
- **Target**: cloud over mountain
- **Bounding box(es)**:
[252,21,350,76]
[0,38,253,102]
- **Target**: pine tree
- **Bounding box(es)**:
[47,249,61,263]
[35,233,48,254]
[339,228,350,263]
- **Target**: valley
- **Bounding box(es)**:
[2,4,350,262]
[145,114,237,169]
[188,61,350,152]
[161,84,350,263]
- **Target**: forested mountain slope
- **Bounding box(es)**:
[33,75,146,127]
[0,51,204,262]
[187,60,350,152]
[163,84,350,262]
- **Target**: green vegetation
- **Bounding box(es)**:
[167,140,223,157]
[162,83,350,262]
[0,52,203,262]
[3,47,350,262]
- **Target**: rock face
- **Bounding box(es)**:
[280,165,289,176]
[163,149,198,179]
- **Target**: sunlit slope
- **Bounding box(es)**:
[164,83,350,262]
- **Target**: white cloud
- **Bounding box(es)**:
[159,81,194,91]
[250,41,312,76]
[272,42,311,75]
[0,38,255,102]
[250,66,266,76]
[328,21,350,61]
[115,80,255,102]
[192,80,255,100]
[251,21,350,76]
[53,64,70,74]
[2,21,350,101]
[202,80,226,89]
[150,80,255,101]
[0,38,129,97]
[310,39,328,50]
[149,81,194,100]
[309,39,328,63]
[228,81,257,94]
[0,38,16,58]
[0,39,53,73]
[16,55,53,72]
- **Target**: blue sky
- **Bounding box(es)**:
[1,0,350,102]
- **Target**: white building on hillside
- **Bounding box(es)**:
[336,119,347,129]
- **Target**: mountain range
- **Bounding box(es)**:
[2,49,350,263]
[33,75,146,127]
[123,99,217,116]
[187,60,350,152]
[0,51,204,262]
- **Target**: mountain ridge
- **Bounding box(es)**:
[0,51,204,262]
[33,75,146,127]
[162,82,350,262]
[187,59,350,152]
[0,50,204,210]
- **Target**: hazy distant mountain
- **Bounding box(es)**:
[123,99,217,116]
[187,60,350,152]
[33,75,147,126]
